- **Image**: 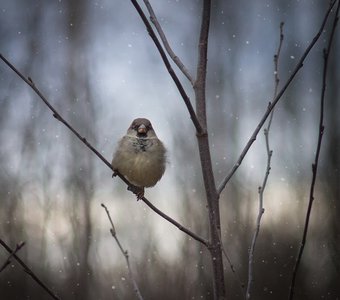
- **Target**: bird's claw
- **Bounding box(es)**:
[127,185,145,200]
[112,171,118,178]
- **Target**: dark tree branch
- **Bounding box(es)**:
[142,0,194,85]
[0,241,25,273]
[0,53,207,248]
[129,0,203,134]
[246,22,284,300]
[0,54,112,171]
[194,0,226,298]
[101,204,144,300]
[217,0,337,195]
[140,197,209,246]
[0,239,60,300]
[289,1,340,299]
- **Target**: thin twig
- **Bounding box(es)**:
[101,203,144,300]
[289,1,340,299]
[246,22,284,300]
[217,0,337,196]
[0,241,25,273]
[267,21,285,132]
[142,0,194,85]
[129,0,203,134]
[217,229,245,294]
[0,53,207,247]
[0,239,60,300]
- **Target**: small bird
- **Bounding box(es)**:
[112,118,166,198]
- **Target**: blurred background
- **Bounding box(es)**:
[0,0,339,299]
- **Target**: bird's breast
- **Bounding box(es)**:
[132,138,151,152]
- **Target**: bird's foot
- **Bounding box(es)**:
[127,185,145,200]
[112,171,118,178]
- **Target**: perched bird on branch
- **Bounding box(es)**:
[112,118,166,199]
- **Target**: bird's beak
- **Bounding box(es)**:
[137,124,147,134]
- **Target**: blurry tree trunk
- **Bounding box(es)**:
[64,1,95,299]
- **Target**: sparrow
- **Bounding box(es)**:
[112,118,166,198]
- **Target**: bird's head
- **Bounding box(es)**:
[127,118,157,138]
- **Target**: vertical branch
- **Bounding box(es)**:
[101,204,144,300]
[289,1,340,299]
[246,22,284,299]
[194,0,226,299]
[195,0,210,128]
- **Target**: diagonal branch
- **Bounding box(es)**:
[0,239,60,300]
[140,196,209,246]
[246,22,284,300]
[129,0,203,134]
[217,0,337,196]
[0,53,208,247]
[0,53,112,171]
[0,241,25,273]
[289,1,340,299]
[142,0,194,85]
[101,203,144,300]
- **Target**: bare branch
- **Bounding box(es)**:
[289,2,340,299]
[140,197,209,246]
[217,0,337,196]
[0,53,207,247]
[129,0,203,134]
[194,0,226,298]
[0,53,112,171]
[0,239,60,300]
[246,22,284,299]
[101,203,144,300]
[0,241,25,273]
[142,0,194,85]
